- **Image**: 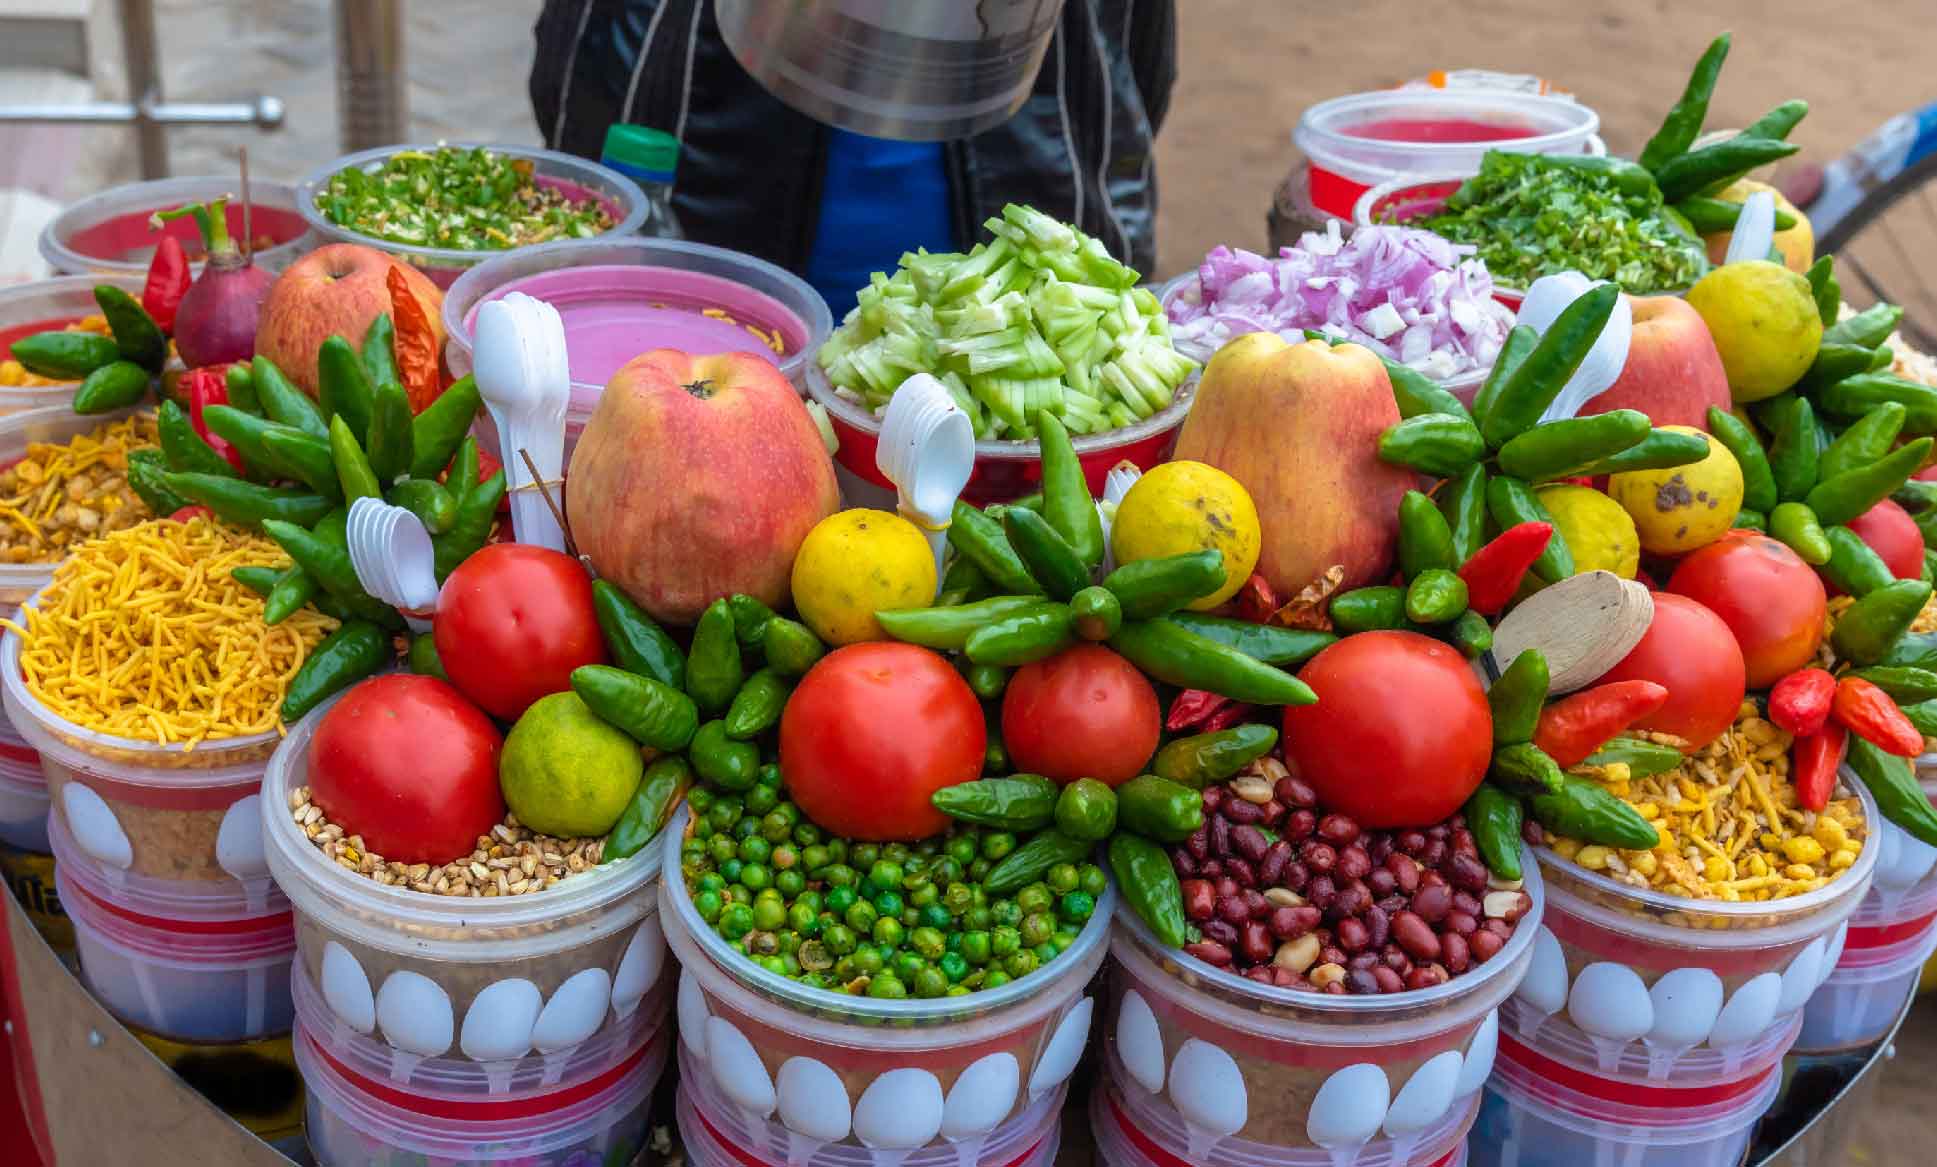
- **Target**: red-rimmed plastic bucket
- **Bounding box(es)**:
[1350,178,1524,314]
[1294,90,1601,221]
[1796,915,1937,1053]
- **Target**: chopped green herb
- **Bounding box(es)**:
[318,146,616,252]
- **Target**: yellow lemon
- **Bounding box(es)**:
[1685,259,1823,403]
[1535,484,1640,579]
[1607,426,1744,556]
[1110,461,1262,609]
[791,508,937,645]
[500,693,644,837]
[1703,179,1815,274]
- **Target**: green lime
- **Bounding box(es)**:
[500,692,645,837]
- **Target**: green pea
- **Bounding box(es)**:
[884,843,911,864]
[982,832,1017,861]
[719,904,755,939]
[1016,884,1053,915]
[1078,864,1108,897]
[695,890,723,923]
[874,890,904,918]
[733,816,760,840]
[720,858,744,883]
[825,886,857,915]
[964,906,994,932]
[850,948,884,976]
[824,839,848,866]
[932,858,963,886]
[1035,942,1058,964]
[710,835,738,863]
[992,926,1021,958]
[1020,913,1054,948]
[910,926,947,959]
[918,903,952,931]
[796,890,823,915]
[1053,931,1076,953]
[1060,891,1096,924]
[775,869,806,899]
[771,844,798,871]
[946,984,970,997]
[968,858,992,882]
[706,800,741,832]
[913,967,949,999]
[962,931,992,965]
[869,861,904,893]
[688,787,715,814]
[992,900,1022,928]
[909,882,939,909]
[939,952,969,984]
[752,898,787,931]
[892,950,925,979]
[946,834,978,866]
[823,924,858,956]
[740,863,771,891]
[758,955,787,975]
[984,970,1012,990]
[787,903,820,935]
[1005,950,1039,978]
[696,872,726,894]
[801,844,831,873]
[1046,863,1079,895]
[757,764,782,788]
[851,843,881,870]
[821,864,857,889]
[727,885,751,905]
[873,917,905,947]
[690,819,713,841]
[745,784,779,815]
[762,813,793,843]
[739,837,772,865]
[793,822,822,847]
[845,902,878,933]
[942,884,973,916]
[868,974,908,1000]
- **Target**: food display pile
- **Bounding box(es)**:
[4,39,1936,1167]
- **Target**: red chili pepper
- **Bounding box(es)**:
[1202,702,1255,732]
[1793,722,1848,813]
[180,365,244,472]
[1166,689,1232,733]
[141,235,191,335]
[1831,675,1924,757]
[1769,668,1836,737]
[1458,522,1553,616]
[1233,572,1278,624]
[168,505,211,523]
[1533,679,1671,769]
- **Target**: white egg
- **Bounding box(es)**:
[1820,923,1849,989]
[1566,962,1653,1042]
[942,1053,1018,1138]
[1308,1063,1391,1148]
[853,1068,944,1149]
[214,794,267,878]
[375,971,454,1057]
[1455,1011,1499,1097]
[611,915,665,1020]
[1516,926,1568,1016]
[1778,938,1827,1016]
[1384,1051,1461,1137]
[705,1017,775,1117]
[1115,990,1166,1094]
[1708,973,1781,1049]
[677,971,711,1056]
[319,942,375,1034]
[533,968,612,1054]
[777,1057,852,1142]
[1028,996,1093,1097]
[61,783,130,869]
[460,979,542,1061]
[1167,1040,1247,1139]
[1646,967,1723,1048]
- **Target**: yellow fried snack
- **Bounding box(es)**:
[0,413,159,563]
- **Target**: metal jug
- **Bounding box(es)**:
[714,0,1065,141]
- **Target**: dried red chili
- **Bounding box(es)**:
[386,266,442,413]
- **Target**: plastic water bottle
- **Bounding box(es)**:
[600,125,684,240]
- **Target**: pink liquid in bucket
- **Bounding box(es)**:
[1348,118,1540,144]
[66,205,307,266]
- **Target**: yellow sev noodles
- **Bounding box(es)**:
[1,518,337,745]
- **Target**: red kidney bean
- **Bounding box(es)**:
[1306,874,1337,912]
[1302,842,1337,873]
[1320,944,1348,968]
[1363,905,1390,950]
[1452,891,1483,918]
[1405,966,1449,991]
[1241,920,1273,964]
[1225,857,1257,888]
[1372,966,1405,993]
[1233,824,1270,863]
[1202,786,1225,812]
[1522,819,1545,846]
[1471,929,1504,963]
[1448,813,1465,828]
[1324,980,1346,995]
[1449,852,1490,893]
[1271,967,1298,989]
[1345,968,1381,995]
[1203,920,1238,947]
[1367,867,1398,897]
[1445,911,1478,936]
[1483,918,1514,939]
[1291,905,1322,935]
[1368,833,1394,864]
[1215,877,1239,899]
[1388,853,1421,893]
[1336,846,1372,881]
[1347,951,1381,971]
[1209,815,1232,856]
[1392,911,1441,961]
[1275,775,1317,808]
[1183,879,1215,921]
[1411,883,1452,925]
[1185,940,1232,967]
[1420,839,1448,868]
[1283,809,1317,842]
[1382,948,1411,974]
[1397,830,1428,856]
[1222,799,1265,826]
[1259,841,1291,887]
[1335,916,1370,952]
[1199,860,1224,880]
[1261,799,1287,826]
[1377,893,1410,916]
[1186,825,1210,860]
[1451,827,1477,856]
[1281,861,1311,893]
[1421,869,1448,890]
[1172,851,1197,878]
[1318,814,1362,846]
[1441,932,1471,974]
[1244,967,1273,985]
[1328,882,1369,920]
[1267,906,1304,940]
[1428,824,1450,840]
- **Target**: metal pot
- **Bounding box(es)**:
[714,0,1064,141]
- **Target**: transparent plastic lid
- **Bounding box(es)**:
[1294,90,1600,182]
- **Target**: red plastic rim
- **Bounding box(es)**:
[1846,911,1937,952]
[1308,165,1376,220]
[1103,1091,1461,1167]
[68,880,289,937]
[1497,1031,1778,1110]
[690,1098,1049,1167]
[304,1029,650,1121]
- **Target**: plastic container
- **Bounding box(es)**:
[52,811,295,1041]
[0,403,150,607]
[1294,90,1602,219]
[1795,914,1937,1053]
[0,743,46,851]
[0,837,72,952]
[1509,778,1877,1078]
[1468,1046,1780,1167]
[261,691,669,1064]
[1497,998,1800,1090]
[660,805,1114,1157]
[2,609,284,903]
[807,361,1194,507]
[0,276,146,416]
[678,1042,1065,1167]
[1100,855,1539,1160]
[40,176,312,277]
[296,1016,668,1167]
[1844,784,1937,927]
[298,144,650,289]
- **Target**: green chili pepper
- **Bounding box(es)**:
[1481,284,1620,449]
[1405,568,1468,625]
[876,595,1045,651]
[1739,98,1809,144]
[687,599,744,713]
[1432,462,1488,566]
[446,436,480,505]
[1674,196,1799,235]
[947,501,1042,596]
[762,618,825,677]
[1807,438,1934,527]
[361,314,398,390]
[1487,475,1573,581]
[932,775,1059,831]
[1766,396,1821,504]
[261,516,364,600]
[1152,724,1278,789]
[249,357,328,439]
[1847,736,1937,849]
[1489,742,1565,797]
[263,567,318,626]
[989,830,1093,894]
[1450,608,1494,658]
[1734,509,1767,531]
[365,379,414,484]
[1656,136,1800,203]
[1108,833,1187,947]
[1397,490,1458,581]
[1069,585,1123,641]
[261,425,344,501]
[1884,631,1937,672]
[409,375,481,480]
[94,285,166,372]
[1822,526,1897,598]
[1102,551,1227,620]
[1489,650,1549,746]
[1470,324,1539,434]
[720,594,775,649]
[385,477,457,533]
[1806,256,1842,327]
[570,664,698,751]
[1036,411,1102,568]
[1054,778,1119,842]
[591,580,683,688]
[1638,33,1730,172]
[155,401,234,478]
[1819,374,1937,434]
[431,468,505,580]
[281,621,389,722]
[1331,586,1407,633]
[604,756,690,863]
[985,735,1010,773]
[1823,303,1903,350]
[1902,699,1937,738]
[1704,407,1776,514]
[10,331,118,380]
[1382,358,1471,421]
[1112,775,1201,843]
[1003,506,1089,601]
[224,363,259,415]
[72,360,150,414]
[1377,413,1485,478]
[1585,735,1685,778]
[1530,772,1660,848]
[1800,343,1888,395]
[1832,579,1933,666]
[1849,666,1937,705]
[161,471,332,530]
[124,450,192,516]
[967,663,1008,700]
[1108,619,1316,706]
[1497,410,1651,482]
[690,720,760,791]
[407,631,445,679]
[229,566,280,596]
[1577,428,1711,476]
[1821,405,1909,487]
[201,404,303,482]
[724,668,788,740]
[316,336,376,444]
[1160,613,1333,668]
[1464,784,1525,881]
[940,555,990,605]
[965,602,1075,667]
[1769,502,1831,565]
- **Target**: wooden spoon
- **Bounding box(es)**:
[1484,570,1653,694]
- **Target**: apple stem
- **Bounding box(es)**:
[682,378,716,400]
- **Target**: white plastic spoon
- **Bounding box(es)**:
[347,496,440,632]
[875,373,974,589]
[473,291,571,552]
[1723,189,1779,266]
[1515,272,1633,423]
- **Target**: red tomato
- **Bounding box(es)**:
[1002,645,1161,786]
[307,675,504,863]
[1593,593,1746,750]
[1847,499,1925,583]
[434,544,606,721]
[780,644,985,841]
[1667,534,1826,688]
[1281,631,1491,829]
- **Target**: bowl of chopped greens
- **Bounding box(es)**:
[1357,152,1710,298]
[298,143,648,287]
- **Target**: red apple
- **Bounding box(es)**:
[1579,296,1732,431]
[1847,499,1925,584]
[253,244,443,396]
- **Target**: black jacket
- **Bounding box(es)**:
[530,0,1176,278]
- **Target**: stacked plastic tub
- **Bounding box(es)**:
[659,807,1111,1167]
[1092,859,1542,1167]
[1794,770,1937,1052]
[263,693,673,1167]
[1472,784,1879,1167]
